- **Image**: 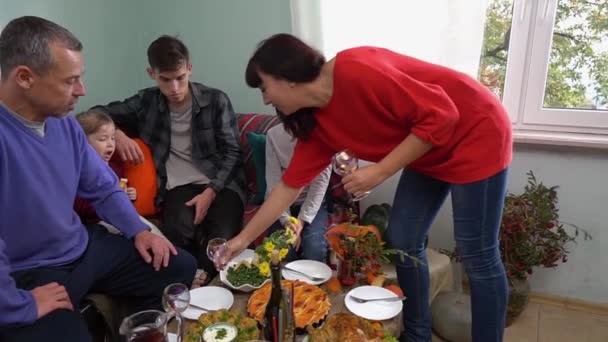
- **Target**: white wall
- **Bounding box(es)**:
[361,144,608,304]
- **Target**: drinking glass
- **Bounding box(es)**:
[162,283,190,342]
[332,150,371,201]
[207,237,227,263]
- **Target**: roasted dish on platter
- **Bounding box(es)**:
[247,279,330,328]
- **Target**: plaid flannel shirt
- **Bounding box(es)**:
[92,82,246,207]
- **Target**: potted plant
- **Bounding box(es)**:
[499,171,591,325]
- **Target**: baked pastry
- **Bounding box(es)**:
[247,279,330,328]
[306,313,381,341]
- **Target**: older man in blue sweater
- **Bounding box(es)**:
[0,16,197,341]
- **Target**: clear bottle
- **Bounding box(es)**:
[262,250,295,342]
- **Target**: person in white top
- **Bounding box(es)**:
[265,124,332,262]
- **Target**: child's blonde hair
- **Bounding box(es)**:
[75,110,114,136]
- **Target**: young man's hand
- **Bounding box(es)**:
[185,187,216,225]
[115,129,144,164]
[134,230,178,271]
[31,282,74,319]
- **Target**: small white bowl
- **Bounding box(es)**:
[219,264,270,292]
[202,322,238,342]
[219,249,270,292]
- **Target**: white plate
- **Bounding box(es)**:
[281,260,332,285]
[344,286,403,321]
[168,333,177,342]
[219,249,271,292]
[182,286,234,320]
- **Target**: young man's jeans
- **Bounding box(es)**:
[386,168,509,342]
[268,201,329,263]
[0,225,197,342]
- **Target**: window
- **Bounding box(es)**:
[481,0,608,146]
[291,0,608,147]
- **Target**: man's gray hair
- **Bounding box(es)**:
[0,16,82,80]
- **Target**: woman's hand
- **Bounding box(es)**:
[215,235,248,270]
[285,217,304,251]
[342,164,388,197]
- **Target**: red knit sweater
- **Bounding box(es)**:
[283,47,512,187]
[74,159,125,224]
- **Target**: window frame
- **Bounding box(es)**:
[505,0,608,148]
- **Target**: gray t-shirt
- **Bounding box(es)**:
[0,102,45,137]
[165,106,210,190]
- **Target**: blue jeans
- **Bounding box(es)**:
[386,169,508,342]
[268,201,329,263]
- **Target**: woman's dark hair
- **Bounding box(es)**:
[147,35,189,72]
[245,33,325,140]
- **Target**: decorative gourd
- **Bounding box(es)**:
[326,275,342,293]
[360,203,391,236]
[384,284,404,297]
[371,274,386,287]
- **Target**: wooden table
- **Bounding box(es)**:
[177,249,453,341]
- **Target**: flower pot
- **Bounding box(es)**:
[506,277,530,326]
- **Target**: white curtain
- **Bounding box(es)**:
[290,0,489,77]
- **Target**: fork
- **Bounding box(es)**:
[176,299,215,312]
[283,266,325,282]
[349,295,407,303]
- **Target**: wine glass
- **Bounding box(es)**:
[207,237,227,264]
[332,149,371,201]
[162,283,190,342]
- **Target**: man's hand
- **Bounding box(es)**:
[185,188,216,225]
[126,187,137,201]
[115,129,144,164]
[31,282,74,319]
[134,230,178,271]
[342,164,388,198]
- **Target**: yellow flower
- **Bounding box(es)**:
[264,241,275,252]
[259,261,270,277]
[279,248,289,260]
[284,226,297,245]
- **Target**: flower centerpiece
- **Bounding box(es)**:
[326,209,421,288]
[499,171,591,325]
[253,220,298,276]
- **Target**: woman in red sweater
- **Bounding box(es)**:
[225,34,512,342]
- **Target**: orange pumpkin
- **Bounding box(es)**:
[384,284,404,297]
[326,275,342,293]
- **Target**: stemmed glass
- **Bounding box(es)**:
[332,149,371,201]
[162,283,190,342]
[207,238,228,265]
